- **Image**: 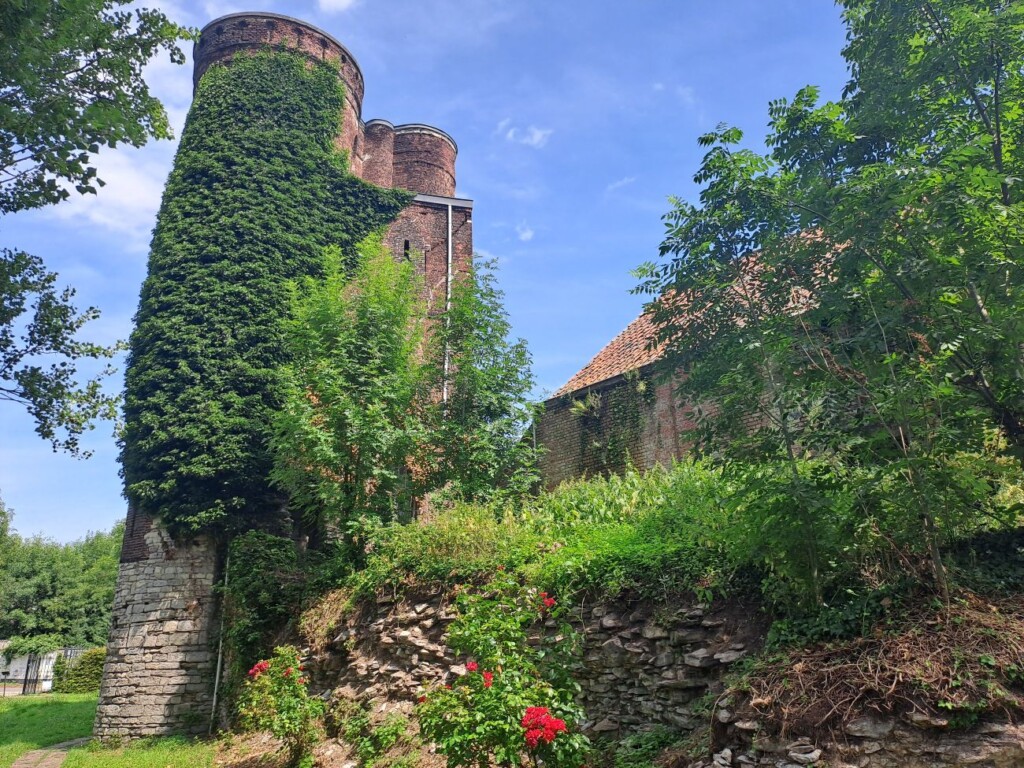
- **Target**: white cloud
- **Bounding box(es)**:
[497,120,553,149]
[47,147,170,252]
[515,222,534,242]
[605,176,637,194]
[318,0,359,12]
[676,85,697,108]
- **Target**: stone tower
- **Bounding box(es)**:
[94,12,473,738]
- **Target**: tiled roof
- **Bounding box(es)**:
[553,310,664,398]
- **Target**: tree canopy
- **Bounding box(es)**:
[1,0,190,454]
[0,506,123,651]
[636,0,1024,606]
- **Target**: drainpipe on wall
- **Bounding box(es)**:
[442,202,453,406]
[209,549,229,734]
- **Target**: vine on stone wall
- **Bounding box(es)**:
[570,368,654,477]
[121,50,411,537]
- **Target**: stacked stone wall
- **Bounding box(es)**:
[309,591,762,735]
[94,526,220,737]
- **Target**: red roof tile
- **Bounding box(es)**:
[553,310,663,398]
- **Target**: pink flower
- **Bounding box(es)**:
[482,671,493,688]
[466,661,479,672]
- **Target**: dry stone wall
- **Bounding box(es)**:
[94,524,219,737]
[308,591,763,736]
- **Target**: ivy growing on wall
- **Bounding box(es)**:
[121,51,411,536]
[570,368,654,477]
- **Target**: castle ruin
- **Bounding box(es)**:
[95,12,473,737]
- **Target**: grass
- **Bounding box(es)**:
[0,693,97,768]
[64,737,217,768]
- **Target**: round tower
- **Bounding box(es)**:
[362,119,396,188]
[393,124,458,197]
[192,12,366,166]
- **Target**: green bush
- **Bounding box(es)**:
[52,648,106,693]
[348,461,730,602]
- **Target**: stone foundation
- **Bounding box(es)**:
[94,521,220,737]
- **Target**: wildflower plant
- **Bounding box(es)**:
[237,645,324,767]
[416,572,589,768]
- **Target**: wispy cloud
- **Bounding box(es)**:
[515,222,535,242]
[605,176,637,194]
[318,0,359,12]
[496,118,553,149]
[676,85,697,108]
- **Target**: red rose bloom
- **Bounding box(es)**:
[482,671,493,688]
[466,661,479,672]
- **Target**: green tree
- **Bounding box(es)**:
[1,249,119,454]
[636,0,1024,606]
[424,260,539,502]
[121,51,410,537]
[271,239,427,527]
[271,249,538,533]
[1,1,191,453]
[0,509,123,647]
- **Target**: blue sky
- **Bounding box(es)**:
[0,0,850,542]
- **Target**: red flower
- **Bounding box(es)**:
[521,707,567,749]
[543,597,556,609]
[444,684,452,689]
[466,661,479,672]
[285,667,293,676]
[417,695,427,704]
[247,660,270,678]
[482,671,493,688]
[298,677,307,685]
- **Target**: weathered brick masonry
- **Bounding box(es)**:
[535,310,695,488]
[97,11,473,738]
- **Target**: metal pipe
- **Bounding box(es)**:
[209,549,229,734]
[442,203,453,405]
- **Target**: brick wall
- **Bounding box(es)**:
[384,201,473,315]
[393,127,457,197]
[536,368,695,489]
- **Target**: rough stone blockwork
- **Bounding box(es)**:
[94,523,219,737]
[309,592,763,735]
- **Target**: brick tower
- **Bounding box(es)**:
[95,12,472,738]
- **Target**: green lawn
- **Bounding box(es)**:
[64,738,216,768]
[0,693,98,768]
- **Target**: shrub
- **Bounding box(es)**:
[52,647,106,693]
[416,572,589,768]
[237,646,323,767]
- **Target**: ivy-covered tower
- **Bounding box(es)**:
[95,12,473,738]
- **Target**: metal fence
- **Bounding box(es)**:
[20,646,85,695]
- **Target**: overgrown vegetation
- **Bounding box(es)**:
[634,0,1024,612]
[52,648,107,694]
[271,243,538,537]
[121,50,410,537]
